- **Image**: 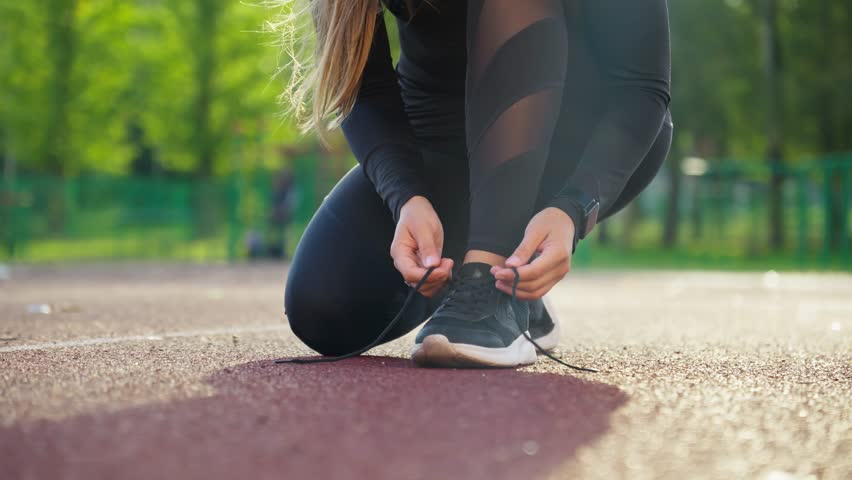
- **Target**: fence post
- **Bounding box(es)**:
[822,165,832,261]
[1,174,15,259]
[226,176,240,262]
[796,169,808,263]
[840,165,849,261]
[690,177,702,241]
[64,176,79,240]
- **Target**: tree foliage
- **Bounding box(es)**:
[0,0,850,178]
[0,0,305,177]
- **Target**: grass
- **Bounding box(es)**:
[5,230,849,272]
[573,244,849,272]
[1,223,310,264]
[2,228,228,264]
[3,209,850,271]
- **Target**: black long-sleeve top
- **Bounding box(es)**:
[340,0,672,228]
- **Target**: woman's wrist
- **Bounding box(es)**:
[539,205,580,252]
[541,206,576,236]
[400,195,433,216]
[392,191,431,223]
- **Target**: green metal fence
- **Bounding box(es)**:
[0,149,343,263]
[1,154,850,268]
[578,153,852,269]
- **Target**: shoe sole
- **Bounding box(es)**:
[410,333,537,368]
[533,297,562,352]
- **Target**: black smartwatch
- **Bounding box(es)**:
[553,187,600,240]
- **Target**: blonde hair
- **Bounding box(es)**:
[270,0,390,140]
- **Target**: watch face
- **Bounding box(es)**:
[577,198,600,239]
[553,187,600,239]
[584,202,599,239]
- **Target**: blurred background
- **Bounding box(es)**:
[0,0,850,270]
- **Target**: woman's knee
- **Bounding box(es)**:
[283,209,355,356]
[283,224,395,356]
[284,269,354,356]
[284,298,330,355]
[281,166,405,356]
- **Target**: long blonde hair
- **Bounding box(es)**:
[272,0,400,139]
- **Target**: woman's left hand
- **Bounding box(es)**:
[490,207,576,300]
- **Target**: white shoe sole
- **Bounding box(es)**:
[410,333,537,368]
[533,296,562,352]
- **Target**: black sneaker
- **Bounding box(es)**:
[410,262,537,368]
[529,297,561,351]
[422,288,560,352]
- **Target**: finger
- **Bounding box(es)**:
[433,225,445,264]
[415,228,441,268]
[504,229,546,268]
[424,285,447,298]
[407,258,453,291]
[496,267,562,297]
[394,254,429,283]
[419,259,453,292]
[423,268,448,286]
[491,266,516,282]
[497,267,562,295]
[493,252,567,293]
[409,278,443,296]
[495,281,544,300]
[436,258,454,279]
[496,265,558,291]
[492,257,561,284]
[516,258,567,288]
[513,247,568,284]
[417,284,439,298]
[421,289,440,299]
[425,258,452,281]
[420,274,449,295]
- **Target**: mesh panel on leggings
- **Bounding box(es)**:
[464,0,568,255]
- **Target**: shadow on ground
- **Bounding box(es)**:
[3,357,627,480]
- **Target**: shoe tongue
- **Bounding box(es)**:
[457,262,494,281]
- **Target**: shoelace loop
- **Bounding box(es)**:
[276,266,598,372]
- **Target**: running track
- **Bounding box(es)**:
[1,264,850,479]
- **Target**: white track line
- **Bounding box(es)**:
[0,324,291,353]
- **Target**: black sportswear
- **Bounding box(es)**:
[341,0,672,255]
[284,0,673,358]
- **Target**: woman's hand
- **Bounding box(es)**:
[490,207,576,300]
[390,196,454,297]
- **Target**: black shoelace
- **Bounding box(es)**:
[275,267,598,373]
[435,271,497,317]
[275,267,438,365]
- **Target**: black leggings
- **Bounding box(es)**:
[285,122,672,356]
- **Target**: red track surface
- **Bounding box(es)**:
[4,358,625,480]
[3,264,851,479]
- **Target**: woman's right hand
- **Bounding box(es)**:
[390,196,454,297]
